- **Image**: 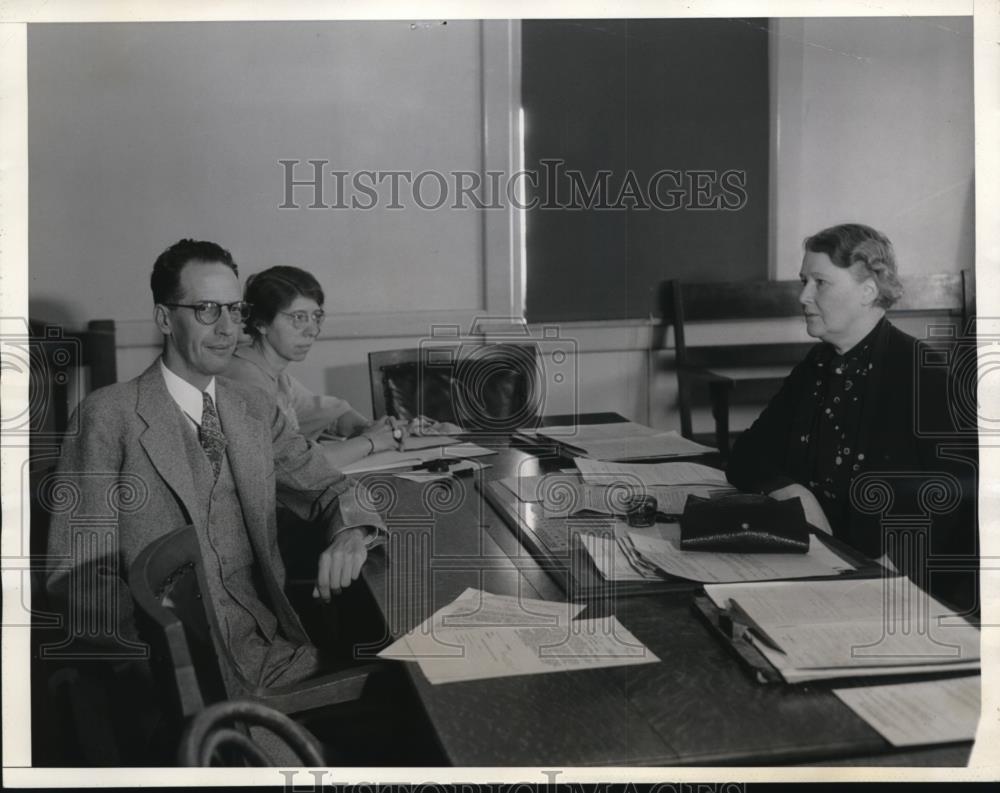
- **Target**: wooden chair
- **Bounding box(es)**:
[178,700,325,766]
[368,342,541,431]
[27,318,120,764]
[653,270,975,456]
[28,318,118,438]
[129,526,382,760]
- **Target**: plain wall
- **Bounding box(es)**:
[770,17,974,279]
[28,21,485,327]
[28,18,974,431]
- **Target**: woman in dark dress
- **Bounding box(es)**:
[727,223,976,610]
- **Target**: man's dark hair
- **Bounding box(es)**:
[150,239,239,304]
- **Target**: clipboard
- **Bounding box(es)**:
[692,593,783,684]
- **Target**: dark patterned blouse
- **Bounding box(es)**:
[800,317,884,532]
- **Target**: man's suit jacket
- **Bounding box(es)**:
[45,359,352,650]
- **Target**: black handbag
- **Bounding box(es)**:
[679,493,811,553]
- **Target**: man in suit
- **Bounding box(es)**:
[45,239,382,694]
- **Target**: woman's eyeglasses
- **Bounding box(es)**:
[163,301,253,325]
[278,309,326,329]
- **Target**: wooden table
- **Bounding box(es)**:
[357,442,973,767]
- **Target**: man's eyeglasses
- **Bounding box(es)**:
[163,301,253,325]
[278,309,326,329]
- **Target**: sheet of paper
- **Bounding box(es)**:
[559,431,717,461]
[539,482,736,517]
[627,524,853,583]
[754,619,980,671]
[574,458,727,487]
[536,421,661,440]
[754,640,979,683]
[833,675,980,747]
[703,577,981,681]
[441,442,496,459]
[340,442,495,474]
[392,459,487,482]
[400,435,461,450]
[579,532,660,581]
[378,588,655,684]
[379,588,587,660]
[383,616,658,685]
[703,577,969,628]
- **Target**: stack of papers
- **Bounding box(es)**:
[392,459,487,482]
[338,441,495,475]
[378,588,658,684]
[704,578,981,683]
[575,458,729,488]
[496,471,734,517]
[537,421,715,460]
[580,522,854,583]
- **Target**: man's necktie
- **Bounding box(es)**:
[199,391,227,479]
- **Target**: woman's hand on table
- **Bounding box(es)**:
[768,483,833,535]
[358,417,398,453]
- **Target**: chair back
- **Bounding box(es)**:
[655,271,973,356]
[368,342,541,431]
[27,318,118,438]
[129,526,229,723]
[178,700,326,766]
[653,270,974,445]
[132,527,379,726]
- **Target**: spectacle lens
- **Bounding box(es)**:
[178,301,251,325]
[283,310,325,329]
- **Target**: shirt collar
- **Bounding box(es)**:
[160,358,216,426]
[839,316,886,362]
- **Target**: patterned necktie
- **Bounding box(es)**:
[199,391,227,479]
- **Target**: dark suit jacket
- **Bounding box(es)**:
[727,320,978,610]
[45,360,353,651]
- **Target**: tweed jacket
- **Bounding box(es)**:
[45,359,354,650]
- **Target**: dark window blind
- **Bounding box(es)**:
[522,19,770,322]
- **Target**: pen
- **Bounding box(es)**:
[389,417,405,451]
[726,599,786,655]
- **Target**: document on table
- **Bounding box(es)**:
[834,675,980,747]
[398,435,462,450]
[542,482,736,518]
[552,430,716,461]
[339,442,495,474]
[575,458,728,487]
[496,472,733,516]
[496,471,577,503]
[579,532,661,582]
[703,577,981,683]
[378,588,658,684]
[626,522,854,582]
[393,459,488,482]
[536,420,661,440]
[535,421,715,460]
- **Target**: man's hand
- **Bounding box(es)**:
[313,527,368,602]
[768,483,833,535]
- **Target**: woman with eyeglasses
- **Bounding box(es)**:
[225,265,400,469]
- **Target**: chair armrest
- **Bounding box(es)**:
[678,363,735,385]
[252,662,382,716]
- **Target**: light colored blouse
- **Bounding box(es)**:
[225,344,354,442]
